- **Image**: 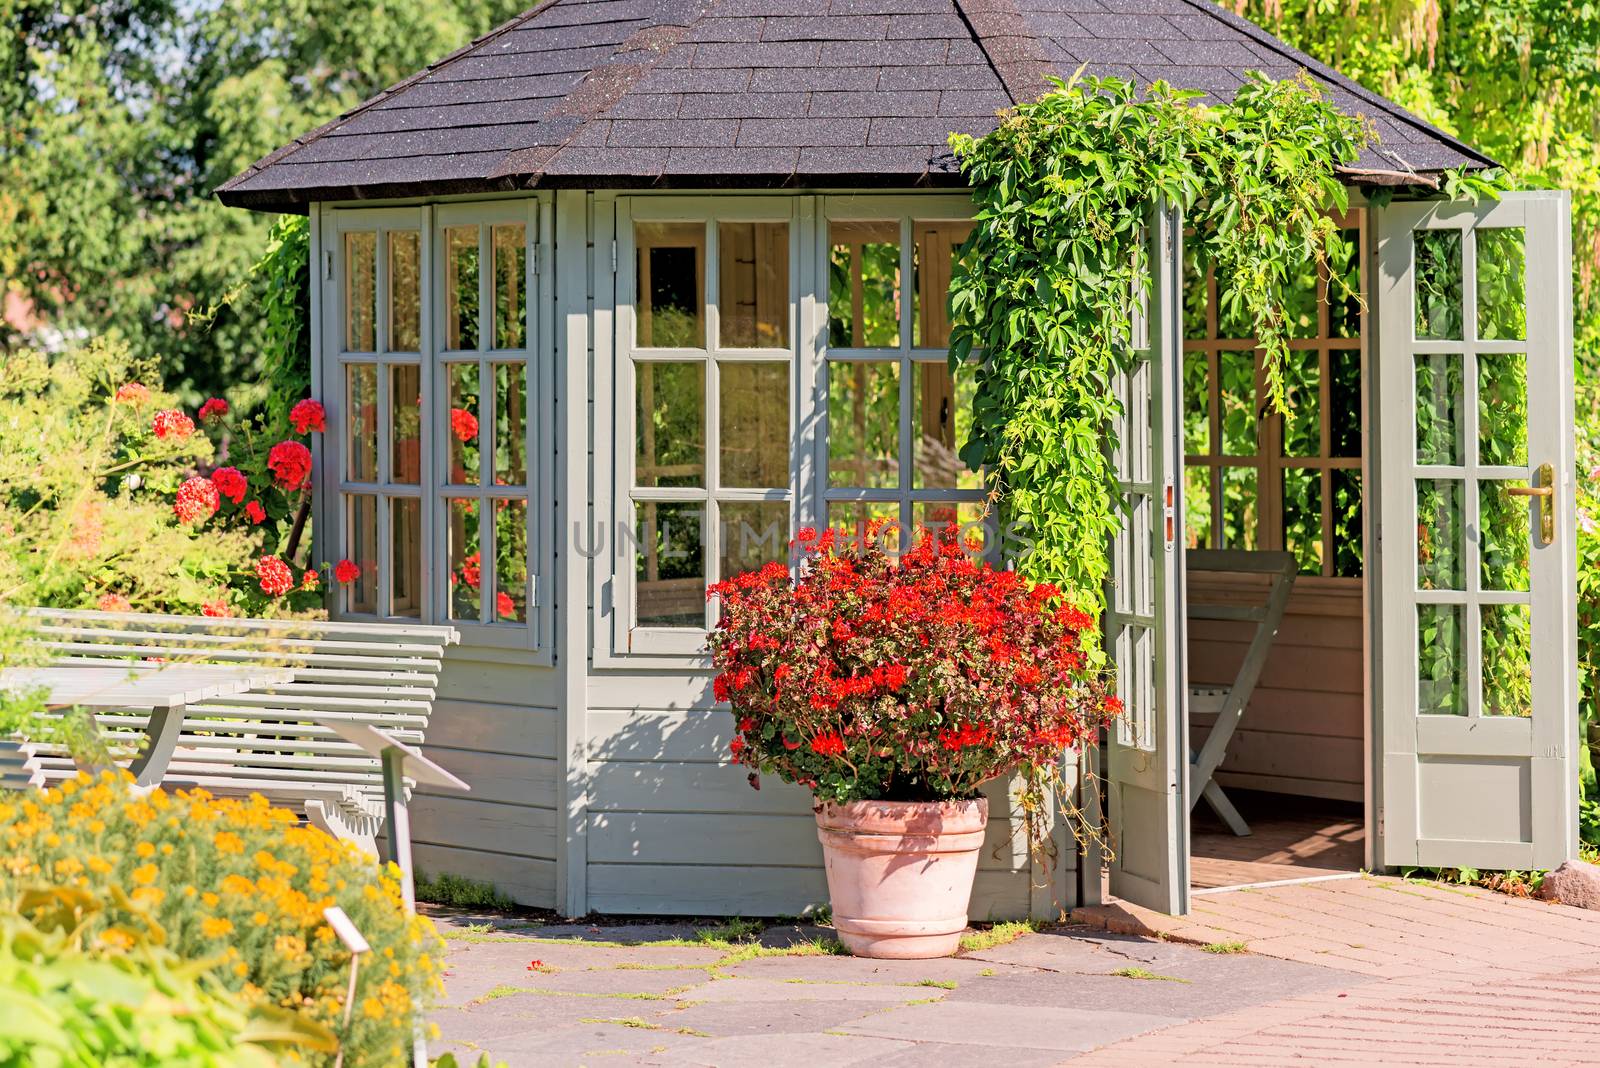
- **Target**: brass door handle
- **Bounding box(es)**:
[1504,485,1552,498]
[1505,463,1555,545]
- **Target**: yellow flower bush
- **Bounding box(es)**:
[0,772,445,1067]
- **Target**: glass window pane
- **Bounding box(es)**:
[827,360,900,489]
[447,498,481,622]
[496,499,528,624]
[1183,353,1210,455]
[1329,227,1361,339]
[1182,246,1209,341]
[912,220,974,348]
[636,222,705,348]
[1184,466,1212,548]
[1418,603,1465,715]
[447,363,480,485]
[1330,351,1361,458]
[1479,481,1531,592]
[494,363,527,486]
[1221,467,1258,549]
[717,222,789,349]
[1282,468,1324,576]
[916,501,988,555]
[1414,354,1464,465]
[345,494,378,614]
[719,362,789,489]
[827,500,901,554]
[1476,227,1526,342]
[492,223,527,350]
[718,501,789,580]
[829,221,901,348]
[344,232,376,352]
[1478,352,1528,467]
[1281,351,1320,457]
[445,226,480,351]
[1220,352,1256,455]
[1414,229,1463,341]
[1416,479,1464,590]
[388,230,421,353]
[913,361,978,490]
[390,497,422,619]
[634,501,704,629]
[346,365,378,482]
[1332,469,1363,578]
[1482,603,1532,717]
[635,361,704,488]
[391,364,421,485]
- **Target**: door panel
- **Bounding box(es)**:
[1105,207,1190,914]
[1376,192,1577,871]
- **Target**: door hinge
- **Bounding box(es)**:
[610,240,618,275]
[528,575,539,608]
[531,245,541,276]
[324,250,333,281]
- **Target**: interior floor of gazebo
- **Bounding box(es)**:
[1190,789,1365,891]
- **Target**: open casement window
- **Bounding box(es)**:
[319,200,553,653]
[818,196,988,553]
[614,197,800,658]
[1181,211,1365,582]
[1375,192,1578,870]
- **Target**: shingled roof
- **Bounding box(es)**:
[216,0,1494,212]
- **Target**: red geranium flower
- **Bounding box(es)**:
[810,732,846,756]
[267,440,312,491]
[198,398,229,423]
[459,551,481,590]
[173,477,220,526]
[301,569,321,591]
[497,591,516,619]
[211,466,247,504]
[450,407,479,442]
[256,555,294,597]
[334,559,361,584]
[97,593,132,612]
[289,398,326,435]
[201,600,232,618]
[152,409,194,441]
[245,500,267,525]
[114,383,151,407]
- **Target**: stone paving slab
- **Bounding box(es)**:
[648,1032,915,1067]
[837,999,1180,1052]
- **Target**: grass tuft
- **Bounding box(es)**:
[415,871,515,911]
[1200,941,1248,955]
[958,919,1039,953]
[905,979,957,989]
[1111,967,1189,983]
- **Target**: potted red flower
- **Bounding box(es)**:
[708,524,1122,959]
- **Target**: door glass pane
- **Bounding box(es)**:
[718,501,789,579]
[344,232,377,352]
[828,221,900,348]
[1478,353,1528,467]
[1221,466,1257,549]
[1476,228,1527,342]
[912,220,974,348]
[496,499,528,624]
[1283,467,1323,575]
[388,230,421,353]
[1482,603,1532,717]
[390,497,421,619]
[1416,479,1464,590]
[634,501,704,628]
[636,222,704,348]
[447,498,481,622]
[717,222,789,348]
[827,500,901,553]
[719,362,789,489]
[916,501,988,554]
[1183,353,1209,454]
[1418,603,1465,715]
[1414,229,1463,340]
[448,363,480,486]
[827,360,900,488]
[1328,227,1362,339]
[1219,351,1256,455]
[1332,469,1363,578]
[1330,351,1361,458]
[1281,350,1320,457]
[492,223,526,350]
[1479,481,1531,591]
[345,494,378,614]
[390,364,421,485]
[635,361,704,488]
[346,365,378,482]
[913,361,977,490]
[494,363,527,486]
[1414,354,1464,465]
[1184,466,1212,548]
[445,226,480,351]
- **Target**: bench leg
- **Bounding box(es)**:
[381,748,416,915]
[306,800,378,857]
[1201,779,1251,837]
[129,705,185,788]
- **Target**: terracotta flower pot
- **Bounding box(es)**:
[815,797,988,959]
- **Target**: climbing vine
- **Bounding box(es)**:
[948,71,1372,611]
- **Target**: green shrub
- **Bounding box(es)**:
[414,871,515,911]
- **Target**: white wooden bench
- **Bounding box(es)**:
[16,608,459,855]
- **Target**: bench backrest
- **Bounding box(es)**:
[1184,550,1297,720]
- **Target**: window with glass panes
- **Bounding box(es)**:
[1181,210,1365,579]
[822,211,986,549]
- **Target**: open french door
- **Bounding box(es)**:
[1375,192,1578,871]
[1101,206,1190,914]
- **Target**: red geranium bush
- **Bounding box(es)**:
[708,525,1123,807]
